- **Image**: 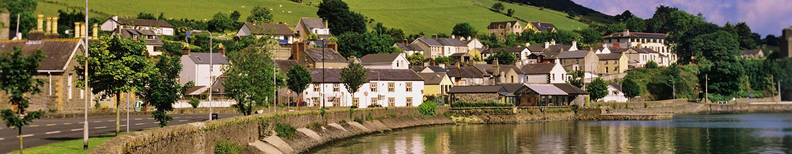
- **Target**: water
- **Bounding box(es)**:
[310,113,792,154]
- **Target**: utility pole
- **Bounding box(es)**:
[274,64,277,113]
[779,78,782,104]
[83,0,90,150]
[126,92,130,133]
[705,74,708,104]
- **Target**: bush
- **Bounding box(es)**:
[189,97,200,108]
[452,101,513,107]
[367,104,382,108]
[708,94,733,102]
[215,141,243,154]
[275,123,296,138]
[543,108,573,113]
[306,122,322,129]
[418,101,437,116]
[353,116,364,124]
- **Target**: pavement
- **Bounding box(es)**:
[0,113,240,154]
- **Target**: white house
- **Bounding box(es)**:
[100,16,174,36]
[360,53,409,69]
[302,69,425,108]
[295,18,331,41]
[599,83,628,102]
[236,23,294,44]
[520,62,567,84]
[179,53,228,95]
[621,48,661,69]
[412,37,468,58]
[116,28,163,56]
[394,42,424,56]
[603,30,675,66]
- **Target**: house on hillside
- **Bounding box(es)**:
[236,23,294,44]
[520,62,567,84]
[448,86,515,104]
[115,28,163,56]
[524,22,557,32]
[412,37,468,58]
[557,50,599,74]
[291,41,347,69]
[596,52,628,75]
[100,16,174,35]
[295,18,331,41]
[514,84,568,106]
[603,30,675,66]
[360,53,409,69]
[394,42,424,56]
[533,40,578,62]
[741,49,764,58]
[418,72,453,96]
[621,48,660,69]
[179,53,229,96]
[303,69,424,108]
[446,65,487,86]
[553,83,589,106]
[472,63,526,84]
[599,83,628,102]
[487,21,522,40]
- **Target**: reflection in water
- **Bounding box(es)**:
[310,113,792,154]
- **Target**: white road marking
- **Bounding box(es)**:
[0,138,4,141]
[20,134,34,138]
[63,123,72,125]
[93,121,102,123]
[45,131,61,135]
[29,125,40,127]
[107,120,115,122]
[46,124,57,126]
[71,128,83,131]
[134,118,143,120]
[135,123,145,126]
[120,125,127,127]
[94,126,107,129]
[179,120,187,122]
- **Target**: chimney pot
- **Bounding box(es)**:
[82,22,87,38]
[74,22,81,38]
[37,14,44,32]
[92,23,98,39]
[52,17,59,34]
[544,42,550,48]
[46,17,52,34]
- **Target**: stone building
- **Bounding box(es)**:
[782,26,792,58]
[487,21,522,40]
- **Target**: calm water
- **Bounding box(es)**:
[310,113,792,154]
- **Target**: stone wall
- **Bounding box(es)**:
[90,107,450,154]
[453,93,499,102]
[702,104,792,113]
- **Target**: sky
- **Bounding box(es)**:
[572,0,792,37]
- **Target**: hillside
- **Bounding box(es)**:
[34,0,590,35]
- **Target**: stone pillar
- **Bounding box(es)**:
[82,23,88,39]
[74,22,81,38]
[37,14,44,31]
[93,24,99,39]
[46,17,52,34]
[52,17,59,34]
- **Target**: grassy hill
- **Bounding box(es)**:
[34,0,590,35]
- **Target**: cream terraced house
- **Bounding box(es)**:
[302,69,424,108]
[603,30,676,66]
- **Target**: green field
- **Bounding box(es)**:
[33,0,590,35]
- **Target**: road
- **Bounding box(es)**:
[0,114,241,154]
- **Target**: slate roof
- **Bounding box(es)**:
[608,48,627,53]
[417,38,442,46]
[597,53,622,60]
[448,86,506,93]
[416,38,466,47]
[541,45,573,59]
[526,45,545,52]
[274,60,299,72]
[628,48,659,54]
[488,21,520,29]
[394,43,423,51]
[244,23,293,36]
[300,18,326,29]
[742,49,762,55]
[449,52,469,57]
[610,83,622,92]
[118,29,163,45]
[527,22,557,31]
[525,84,567,95]
[500,83,525,93]
[603,32,667,39]
[360,53,400,64]
[418,72,446,85]
[309,68,423,83]
[556,50,592,59]
[553,83,589,95]
[0,39,81,71]
[186,53,229,64]
[304,48,347,63]
[446,66,484,78]
[520,63,555,75]
[114,17,173,28]
[484,47,527,54]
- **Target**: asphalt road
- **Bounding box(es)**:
[0,114,241,153]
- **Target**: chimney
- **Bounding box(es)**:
[52,17,58,34]
[432,34,438,39]
[572,41,577,48]
[218,43,226,55]
[544,41,550,48]
[182,43,191,55]
[46,17,52,34]
[348,56,357,64]
[323,19,328,28]
[493,58,500,77]
[451,35,455,39]
[1,11,9,40]
[112,15,118,21]
[525,42,530,47]
[92,23,98,39]
[326,41,338,52]
[493,58,499,66]
[551,39,556,45]
[82,22,87,39]
[623,29,630,37]
[602,44,607,49]
[74,22,81,38]
[37,14,43,32]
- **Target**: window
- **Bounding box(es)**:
[313,83,320,92]
[333,83,339,92]
[406,97,413,106]
[353,98,359,107]
[613,67,618,71]
[370,82,377,92]
[552,74,556,81]
[68,74,73,99]
[605,61,608,64]
[406,82,412,92]
[388,97,395,107]
[605,67,609,73]
[511,76,515,83]
[371,97,378,106]
[388,82,395,92]
[312,97,320,106]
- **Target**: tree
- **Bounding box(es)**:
[625,16,645,32]
[507,9,515,17]
[247,6,273,24]
[340,63,369,108]
[208,12,235,32]
[230,10,241,21]
[567,70,584,88]
[407,53,426,66]
[492,3,505,12]
[76,36,154,135]
[336,31,399,58]
[137,12,156,20]
[452,23,477,38]
[576,28,601,47]
[566,10,576,19]
[2,0,37,38]
[0,47,46,153]
[485,50,517,65]
[286,65,312,108]
[734,22,760,50]
[587,78,609,101]
[434,56,453,65]
[136,55,187,127]
[615,10,634,22]
[317,0,367,35]
[225,39,279,115]
[646,61,658,68]
[622,77,641,99]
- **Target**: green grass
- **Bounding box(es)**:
[6,134,116,154]
[34,0,318,26]
[476,0,589,31]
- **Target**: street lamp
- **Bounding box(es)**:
[191,30,213,120]
[83,0,89,150]
[309,38,327,109]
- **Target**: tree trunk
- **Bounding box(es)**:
[19,126,23,154]
[116,93,120,136]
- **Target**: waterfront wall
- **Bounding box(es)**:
[89,107,451,154]
[702,104,792,113]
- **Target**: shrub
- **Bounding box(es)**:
[543,108,573,113]
[339,120,347,123]
[215,141,243,154]
[452,101,513,107]
[418,101,437,116]
[353,116,364,124]
[348,108,355,119]
[571,104,579,113]
[189,97,200,108]
[306,122,323,129]
[275,123,296,138]
[367,104,382,108]
[320,108,327,117]
[366,113,373,121]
